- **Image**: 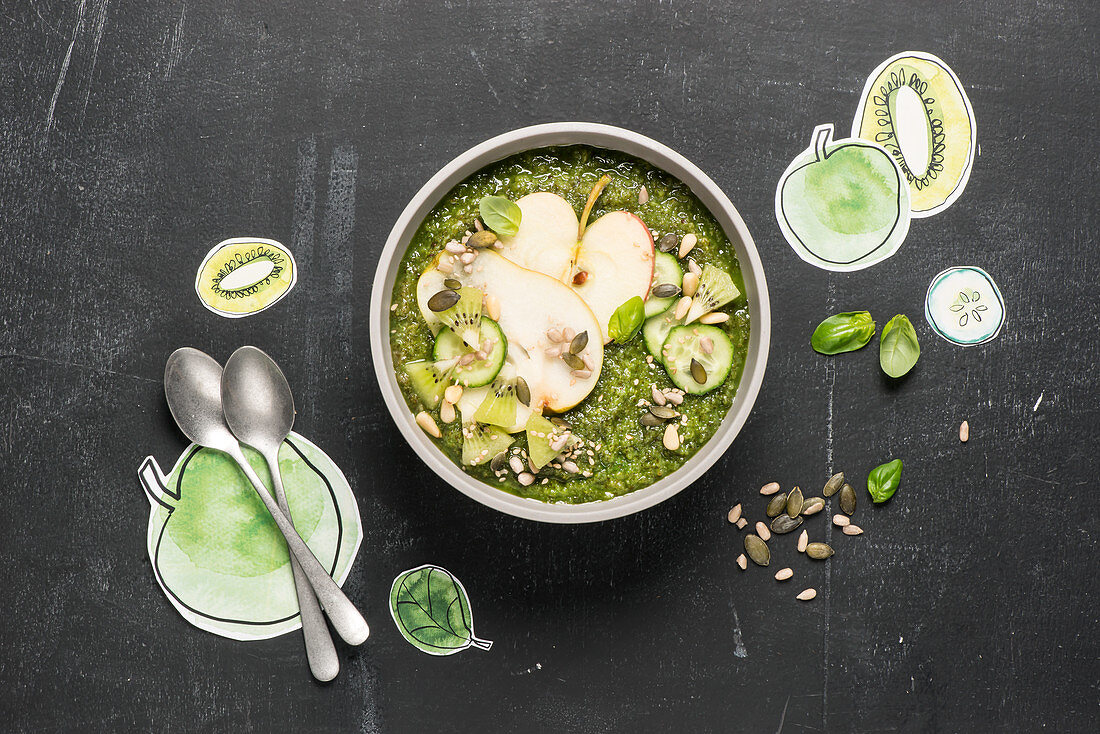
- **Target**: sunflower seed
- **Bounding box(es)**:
[801,497,825,516]
[760,482,781,495]
[727,504,742,524]
[490,452,509,472]
[444,241,466,254]
[806,543,834,560]
[658,233,679,253]
[681,271,699,298]
[823,472,845,497]
[766,493,788,517]
[459,251,477,264]
[744,535,770,566]
[562,352,584,370]
[546,328,563,343]
[960,420,969,442]
[678,233,698,259]
[690,358,707,384]
[786,486,804,517]
[427,289,460,312]
[572,369,592,380]
[515,377,531,406]
[796,588,817,601]
[485,293,501,320]
[755,521,771,541]
[651,283,681,299]
[436,258,454,274]
[736,518,748,529]
[562,327,575,342]
[443,277,462,290]
[517,472,536,486]
[651,385,667,406]
[687,259,702,276]
[439,400,456,424]
[638,186,649,205]
[415,411,441,438]
[797,530,809,553]
[561,460,580,474]
[649,405,678,420]
[509,456,525,475]
[639,412,665,427]
[467,230,497,249]
[444,385,463,404]
[832,514,849,527]
[699,311,730,325]
[665,391,684,405]
[774,568,793,581]
[839,483,857,515]
[843,525,864,536]
[736,554,748,571]
[569,330,589,355]
[770,514,803,534]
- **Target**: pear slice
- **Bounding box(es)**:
[496,193,578,282]
[418,250,603,412]
[571,211,655,340]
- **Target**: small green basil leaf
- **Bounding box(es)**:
[478,195,522,237]
[608,296,645,344]
[879,314,920,377]
[811,311,876,354]
[867,459,903,503]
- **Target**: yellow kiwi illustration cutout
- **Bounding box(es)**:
[852,52,976,218]
[195,237,297,317]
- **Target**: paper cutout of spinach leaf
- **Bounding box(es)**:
[389,564,493,656]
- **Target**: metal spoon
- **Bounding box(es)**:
[221,346,340,681]
[163,348,370,646]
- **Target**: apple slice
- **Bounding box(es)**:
[496,193,579,282]
[418,250,603,412]
[571,211,655,340]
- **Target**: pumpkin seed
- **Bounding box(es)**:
[839,483,857,515]
[490,451,508,472]
[770,514,803,534]
[727,504,742,524]
[466,230,497,249]
[658,233,679,253]
[443,277,462,290]
[651,283,681,299]
[823,471,845,497]
[639,412,665,427]
[806,542,834,560]
[690,358,707,384]
[801,497,825,516]
[649,405,678,420]
[569,330,589,354]
[562,352,585,370]
[766,493,788,517]
[786,486,804,517]
[744,535,770,566]
[514,376,531,407]
[427,289,460,312]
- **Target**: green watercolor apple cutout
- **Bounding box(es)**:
[138,432,362,641]
[776,123,912,272]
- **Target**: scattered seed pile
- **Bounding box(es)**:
[729,471,865,602]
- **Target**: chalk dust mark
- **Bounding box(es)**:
[821,278,837,730]
[292,137,319,425]
[775,695,790,733]
[730,588,748,658]
[468,49,501,103]
[43,0,87,144]
[321,144,359,365]
[511,662,543,676]
[78,0,109,121]
[1033,391,1044,412]
[164,3,187,81]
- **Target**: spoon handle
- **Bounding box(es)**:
[263,447,340,681]
[226,446,370,646]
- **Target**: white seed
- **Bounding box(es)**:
[832,514,850,527]
[436,259,454,274]
[736,554,748,571]
[736,517,748,529]
[517,472,536,486]
[687,259,702,276]
[445,241,465,254]
[550,434,569,452]
[473,218,484,231]
[545,344,562,358]
[463,264,473,274]
[665,391,684,405]
[678,233,698,259]
[415,411,441,438]
[651,385,667,406]
[638,185,649,205]
[509,456,524,475]
[843,525,864,536]
[572,369,592,380]
[485,294,501,321]
[459,251,477,265]
[444,385,463,404]
[727,504,742,524]
[458,352,477,366]
[682,271,700,297]
[562,460,580,474]
[562,327,575,342]
[796,588,817,601]
[662,423,680,450]
[439,400,456,424]
[699,312,730,325]
[775,568,793,581]
[674,296,692,320]
[700,336,714,355]
[960,420,969,442]
[755,521,771,541]
[802,500,824,516]
[760,482,781,495]
[797,530,808,553]
[547,328,563,343]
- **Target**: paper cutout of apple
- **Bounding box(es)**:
[497,182,655,342]
[775,124,912,272]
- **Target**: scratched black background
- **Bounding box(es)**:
[2,1,1097,732]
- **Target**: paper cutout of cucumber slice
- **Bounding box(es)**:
[924,266,1005,346]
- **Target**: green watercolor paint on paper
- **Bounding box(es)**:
[389,565,493,656]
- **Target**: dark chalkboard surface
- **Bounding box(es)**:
[2,1,1097,731]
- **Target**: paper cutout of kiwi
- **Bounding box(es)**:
[852,52,976,218]
[195,237,297,317]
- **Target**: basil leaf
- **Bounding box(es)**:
[607,296,645,343]
[389,564,493,655]
[879,314,920,377]
[811,311,876,354]
[478,195,522,237]
[867,459,903,503]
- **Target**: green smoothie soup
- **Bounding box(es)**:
[389,146,749,504]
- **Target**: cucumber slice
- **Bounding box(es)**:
[643,308,681,359]
[660,325,734,395]
[644,252,684,318]
[433,318,507,387]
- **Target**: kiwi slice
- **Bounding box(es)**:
[525,413,571,470]
[472,377,521,428]
[461,422,515,466]
[403,358,456,409]
[685,265,740,323]
[436,286,483,348]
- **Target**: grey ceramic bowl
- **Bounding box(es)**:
[370,122,770,523]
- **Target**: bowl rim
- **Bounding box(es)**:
[370,122,771,523]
